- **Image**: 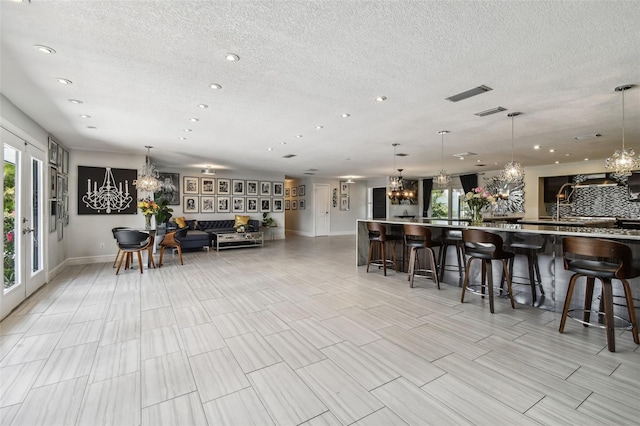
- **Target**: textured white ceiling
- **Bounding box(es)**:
[1,0,639,179]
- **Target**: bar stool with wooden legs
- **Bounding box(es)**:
[559,236,639,352]
[505,233,546,305]
[461,229,515,313]
[437,229,465,283]
[366,222,399,276]
[403,224,441,289]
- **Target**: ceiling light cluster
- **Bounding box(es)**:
[434,130,451,187]
[133,146,161,193]
[501,112,524,183]
[605,84,638,179]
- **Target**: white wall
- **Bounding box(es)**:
[285,177,366,236]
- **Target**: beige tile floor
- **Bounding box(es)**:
[1,234,639,425]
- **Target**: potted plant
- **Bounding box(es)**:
[154,196,174,227]
[262,212,275,227]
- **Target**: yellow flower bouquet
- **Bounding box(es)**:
[138,198,159,229]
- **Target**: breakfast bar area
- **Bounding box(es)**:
[357,218,640,349]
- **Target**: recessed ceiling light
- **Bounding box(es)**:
[267,147,274,151]
[375,96,387,102]
[565,153,571,157]
[296,135,303,138]
[459,157,465,160]
[555,161,560,164]
[533,145,540,150]
[549,149,555,153]
[315,126,323,129]
[341,113,350,118]
[201,167,216,175]
[476,159,481,163]
[34,45,56,54]
[209,83,222,90]
[56,78,72,85]
[68,99,83,104]
[179,137,187,140]
[189,118,199,122]
[79,114,91,118]
[279,142,287,145]
[584,158,589,161]
[225,53,240,62]
[197,104,209,109]
[183,129,192,132]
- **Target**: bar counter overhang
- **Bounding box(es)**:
[357,218,640,317]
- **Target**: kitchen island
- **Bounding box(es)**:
[357,218,640,317]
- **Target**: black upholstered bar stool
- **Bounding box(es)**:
[506,233,546,305]
[366,222,399,276]
[461,229,515,313]
[403,224,441,289]
[437,229,465,283]
[559,237,639,352]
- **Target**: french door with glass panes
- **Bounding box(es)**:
[1,127,46,318]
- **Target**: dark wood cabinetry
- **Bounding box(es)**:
[543,176,572,203]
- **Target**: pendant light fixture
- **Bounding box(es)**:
[387,143,405,200]
[502,112,524,183]
[133,146,161,193]
[605,84,638,179]
[434,130,451,187]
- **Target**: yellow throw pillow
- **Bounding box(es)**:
[234,215,250,228]
[175,217,187,228]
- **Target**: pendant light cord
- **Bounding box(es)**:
[622,88,626,150]
[511,115,515,163]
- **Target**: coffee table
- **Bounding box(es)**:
[213,231,264,251]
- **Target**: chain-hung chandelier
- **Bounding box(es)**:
[502,112,524,183]
[434,130,451,187]
[133,145,161,193]
[387,143,405,200]
[605,84,638,179]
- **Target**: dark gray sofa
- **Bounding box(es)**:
[168,219,260,248]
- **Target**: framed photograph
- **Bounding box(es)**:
[201,177,215,194]
[340,196,350,211]
[217,196,230,213]
[298,185,305,196]
[291,187,297,197]
[260,181,271,196]
[158,172,180,205]
[273,182,284,197]
[64,193,69,226]
[49,200,57,232]
[57,173,64,201]
[246,180,258,196]
[201,196,215,213]
[292,200,298,210]
[285,188,290,198]
[246,197,258,213]
[299,199,306,210]
[57,146,64,168]
[232,197,245,213]
[285,200,290,210]
[217,178,230,195]
[260,198,271,212]
[272,198,284,212]
[184,195,199,213]
[49,166,57,199]
[62,149,69,174]
[57,209,64,241]
[48,137,58,165]
[232,179,245,195]
[184,176,199,194]
[340,181,349,195]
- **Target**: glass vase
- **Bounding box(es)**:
[144,215,152,230]
[470,207,483,226]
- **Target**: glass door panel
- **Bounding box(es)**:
[4,145,19,291]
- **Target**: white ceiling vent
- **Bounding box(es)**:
[574,133,602,140]
[446,85,492,102]
[452,152,477,158]
[475,106,507,117]
[282,154,297,158]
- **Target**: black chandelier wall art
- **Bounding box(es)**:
[78,166,137,214]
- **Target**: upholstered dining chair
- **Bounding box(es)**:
[114,229,155,274]
[158,226,188,267]
[111,226,130,267]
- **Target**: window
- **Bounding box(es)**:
[429,182,465,219]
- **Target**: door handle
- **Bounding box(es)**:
[22,227,35,234]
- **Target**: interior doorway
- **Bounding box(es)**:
[313,184,330,236]
[372,187,386,219]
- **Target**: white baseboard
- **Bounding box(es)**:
[46,259,69,283]
[65,254,115,266]
[330,231,355,236]
[286,229,315,237]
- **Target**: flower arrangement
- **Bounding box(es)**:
[465,187,496,224]
[138,198,159,229]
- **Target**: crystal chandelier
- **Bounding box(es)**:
[605,84,638,179]
[133,145,161,193]
[502,112,524,183]
[387,143,405,199]
[434,130,451,187]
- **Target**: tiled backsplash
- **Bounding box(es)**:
[546,185,640,218]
